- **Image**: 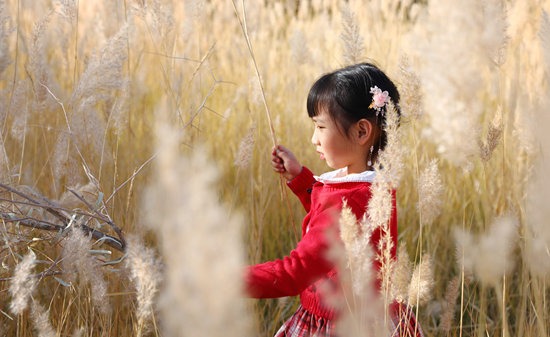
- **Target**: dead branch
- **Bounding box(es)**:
[0,183,125,252]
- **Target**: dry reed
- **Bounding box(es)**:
[0,0,549,336]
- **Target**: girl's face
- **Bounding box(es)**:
[311,109,368,174]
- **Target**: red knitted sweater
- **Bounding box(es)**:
[245,166,397,320]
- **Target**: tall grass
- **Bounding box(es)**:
[0,0,549,336]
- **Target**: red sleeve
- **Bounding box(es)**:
[286,166,316,212]
[244,207,338,298]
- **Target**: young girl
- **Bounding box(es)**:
[245,63,423,337]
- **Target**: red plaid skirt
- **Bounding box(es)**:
[274,303,424,337]
[274,305,336,337]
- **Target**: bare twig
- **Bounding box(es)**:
[68,188,125,248]
[0,182,69,221]
[0,183,125,251]
[0,214,124,252]
[0,197,112,225]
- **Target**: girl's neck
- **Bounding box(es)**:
[345,163,369,175]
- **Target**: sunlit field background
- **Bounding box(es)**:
[1,0,550,336]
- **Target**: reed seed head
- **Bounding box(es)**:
[417,159,444,225]
[407,254,434,307]
[9,251,37,315]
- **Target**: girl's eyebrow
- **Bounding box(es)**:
[312,116,325,123]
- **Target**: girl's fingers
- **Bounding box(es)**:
[272,154,283,164]
[271,159,284,169]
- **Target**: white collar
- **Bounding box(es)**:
[314,167,376,184]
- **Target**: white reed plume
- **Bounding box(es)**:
[440,276,460,333]
[145,115,250,336]
[111,80,131,136]
[414,0,507,166]
[339,202,374,296]
[390,244,412,304]
[30,301,57,337]
[377,101,405,188]
[339,201,360,261]
[368,101,402,299]
[9,251,37,315]
[524,10,550,277]
[58,181,97,209]
[28,9,54,106]
[540,11,550,71]
[417,159,444,226]
[70,24,127,103]
[62,228,110,313]
[0,0,13,76]
[479,108,503,162]
[8,79,31,145]
[55,0,77,22]
[234,123,256,169]
[475,216,517,286]
[124,235,162,334]
[290,30,310,65]
[340,3,364,65]
[407,254,434,307]
[399,55,423,121]
[68,24,128,159]
[326,204,387,337]
[455,216,518,286]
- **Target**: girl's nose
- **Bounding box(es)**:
[311,129,319,145]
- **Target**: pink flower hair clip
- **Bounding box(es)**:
[369,86,390,116]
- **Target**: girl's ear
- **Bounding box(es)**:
[355,119,373,146]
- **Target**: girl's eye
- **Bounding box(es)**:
[316,125,325,129]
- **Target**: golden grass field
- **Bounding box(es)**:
[1,0,550,336]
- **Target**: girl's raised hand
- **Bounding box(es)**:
[271,145,302,181]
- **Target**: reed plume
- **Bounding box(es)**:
[415,0,506,166]
[290,30,310,65]
[407,254,434,307]
[328,204,388,337]
[417,159,444,226]
[455,216,518,286]
[339,201,374,296]
[9,251,37,315]
[440,276,460,333]
[340,3,364,65]
[124,235,162,335]
[390,244,412,304]
[479,108,503,162]
[234,123,256,169]
[62,228,110,314]
[144,114,250,336]
[524,9,550,278]
[30,301,57,337]
[399,55,423,121]
[28,9,55,107]
[0,0,12,76]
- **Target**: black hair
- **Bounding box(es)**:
[306,62,400,157]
